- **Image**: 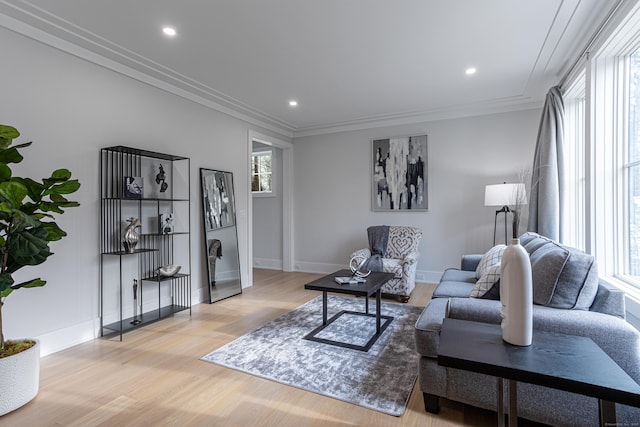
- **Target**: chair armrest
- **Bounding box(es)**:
[461,254,483,272]
[350,248,371,259]
[403,251,420,265]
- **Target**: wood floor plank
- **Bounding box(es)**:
[0,269,507,426]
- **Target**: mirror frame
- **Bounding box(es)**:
[199,168,242,303]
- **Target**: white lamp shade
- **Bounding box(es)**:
[484,183,527,206]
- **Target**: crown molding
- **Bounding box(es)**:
[0,1,546,140]
[0,2,297,138]
[292,98,545,138]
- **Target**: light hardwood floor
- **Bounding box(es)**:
[0,269,500,427]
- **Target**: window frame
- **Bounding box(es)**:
[251,148,276,198]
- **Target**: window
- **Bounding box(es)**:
[562,71,587,251]
[624,49,640,279]
[251,150,273,194]
[561,3,640,295]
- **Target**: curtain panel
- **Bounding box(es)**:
[528,86,565,241]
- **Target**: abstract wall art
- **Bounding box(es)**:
[372,134,428,211]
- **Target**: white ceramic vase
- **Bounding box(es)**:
[500,238,533,346]
[0,339,40,415]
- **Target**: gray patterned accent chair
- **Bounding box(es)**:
[350,225,423,302]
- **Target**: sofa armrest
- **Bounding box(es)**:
[461,254,483,272]
[590,280,626,318]
[446,298,640,381]
[414,297,450,358]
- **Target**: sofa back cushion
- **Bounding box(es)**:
[385,226,422,258]
[519,232,599,310]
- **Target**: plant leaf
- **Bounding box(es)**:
[45,180,81,196]
[0,125,19,150]
[0,164,12,182]
[0,273,14,296]
[0,147,24,165]
[7,228,51,267]
[12,177,44,202]
[0,181,27,208]
[11,278,46,290]
[41,221,67,241]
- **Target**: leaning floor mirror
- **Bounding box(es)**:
[200,168,242,303]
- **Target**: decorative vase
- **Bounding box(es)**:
[0,339,40,416]
[500,238,533,346]
[123,217,141,253]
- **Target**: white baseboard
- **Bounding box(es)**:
[415,270,443,284]
[291,261,443,285]
[293,261,346,274]
[253,257,283,270]
[36,319,98,357]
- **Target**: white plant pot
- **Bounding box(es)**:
[0,339,40,416]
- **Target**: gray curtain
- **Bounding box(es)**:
[528,86,564,241]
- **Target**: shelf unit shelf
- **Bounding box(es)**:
[99,145,191,340]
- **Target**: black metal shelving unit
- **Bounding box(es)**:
[100,146,191,340]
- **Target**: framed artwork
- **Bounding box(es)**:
[201,169,236,231]
[372,134,428,211]
[123,176,143,199]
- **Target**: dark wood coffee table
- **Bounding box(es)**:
[437,318,640,427]
[303,269,396,351]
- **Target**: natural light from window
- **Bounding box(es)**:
[252,150,273,194]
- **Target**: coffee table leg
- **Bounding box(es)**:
[323,290,327,325]
[376,290,381,334]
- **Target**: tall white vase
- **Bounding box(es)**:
[500,238,533,346]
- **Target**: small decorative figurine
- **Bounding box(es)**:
[123,217,141,253]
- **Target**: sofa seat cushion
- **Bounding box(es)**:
[519,232,599,310]
[440,268,477,283]
[432,281,474,298]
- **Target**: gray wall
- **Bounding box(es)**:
[1,26,287,355]
[292,110,540,282]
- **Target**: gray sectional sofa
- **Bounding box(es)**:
[414,232,640,426]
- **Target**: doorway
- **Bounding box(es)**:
[247,131,293,286]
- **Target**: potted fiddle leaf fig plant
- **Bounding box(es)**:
[0,124,80,415]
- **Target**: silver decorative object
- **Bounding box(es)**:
[349,255,371,278]
[123,217,141,253]
[157,264,181,277]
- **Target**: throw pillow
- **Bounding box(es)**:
[475,244,507,279]
[470,264,501,298]
[526,235,571,306]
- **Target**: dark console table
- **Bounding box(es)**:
[303,269,395,351]
[438,318,640,427]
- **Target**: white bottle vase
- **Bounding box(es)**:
[500,238,533,346]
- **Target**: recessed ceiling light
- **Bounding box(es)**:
[162,26,177,37]
[465,67,477,75]
[289,100,298,107]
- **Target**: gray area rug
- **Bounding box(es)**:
[201,295,422,416]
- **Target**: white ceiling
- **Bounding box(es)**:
[0,0,618,137]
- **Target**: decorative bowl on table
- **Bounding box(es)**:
[157,264,181,277]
